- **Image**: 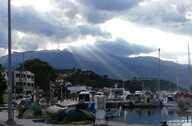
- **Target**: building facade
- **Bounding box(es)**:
[12,71,35,95]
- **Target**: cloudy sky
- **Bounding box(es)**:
[1,0,192,64]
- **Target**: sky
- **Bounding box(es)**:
[1,0,192,64]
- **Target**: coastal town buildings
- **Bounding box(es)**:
[12,70,35,95]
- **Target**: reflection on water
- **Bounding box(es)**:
[111,107,192,126]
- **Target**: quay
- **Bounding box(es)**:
[0,110,149,126]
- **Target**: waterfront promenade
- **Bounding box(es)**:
[0,110,149,126]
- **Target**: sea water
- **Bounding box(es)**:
[111,107,192,126]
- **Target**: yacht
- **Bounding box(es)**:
[162,93,178,107]
[107,87,131,101]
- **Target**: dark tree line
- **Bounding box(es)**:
[0,65,7,104]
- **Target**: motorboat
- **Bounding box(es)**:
[162,94,178,107]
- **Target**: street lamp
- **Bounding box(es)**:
[49,82,55,105]
[60,83,64,101]
[13,51,35,95]
[64,82,72,100]
[13,51,35,71]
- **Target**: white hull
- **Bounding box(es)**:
[162,102,178,107]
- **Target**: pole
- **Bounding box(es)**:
[157,48,160,91]
[61,86,63,101]
[13,51,35,95]
[7,0,14,124]
[65,84,66,100]
[188,43,191,91]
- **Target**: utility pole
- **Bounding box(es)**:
[7,0,15,124]
[14,51,34,95]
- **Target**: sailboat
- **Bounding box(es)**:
[174,43,192,111]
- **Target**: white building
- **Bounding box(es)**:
[12,71,35,95]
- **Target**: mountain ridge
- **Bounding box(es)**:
[0,49,188,89]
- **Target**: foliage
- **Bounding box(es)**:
[14,85,23,94]
[56,68,180,92]
[124,79,179,93]
[0,65,7,104]
[63,70,116,88]
[16,59,180,93]
[17,59,56,91]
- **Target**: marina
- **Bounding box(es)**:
[111,107,192,126]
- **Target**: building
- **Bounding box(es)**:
[12,71,35,95]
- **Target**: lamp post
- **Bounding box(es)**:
[60,83,64,101]
[49,83,52,105]
[13,51,34,95]
[65,82,72,100]
[7,0,15,124]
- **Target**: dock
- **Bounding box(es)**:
[0,110,149,126]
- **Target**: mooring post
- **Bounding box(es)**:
[93,95,108,126]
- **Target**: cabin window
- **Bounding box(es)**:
[79,94,90,101]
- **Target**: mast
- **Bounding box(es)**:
[188,43,192,91]
[176,60,179,91]
[157,48,160,91]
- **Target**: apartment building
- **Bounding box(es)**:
[12,71,35,95]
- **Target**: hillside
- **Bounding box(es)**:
[57,68,180,93]
[0,49,189,89]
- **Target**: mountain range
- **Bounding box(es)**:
[0,49,189,89]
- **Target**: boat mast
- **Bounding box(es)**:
[188,43,192,91]
[157,48,160,91]
[176,60,179,91]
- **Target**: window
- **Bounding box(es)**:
[16,74,20,78]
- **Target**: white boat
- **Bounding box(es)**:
[162,94,178,107]
[131,90,162,108]
[107,87,131,101]
[78,90,93,102]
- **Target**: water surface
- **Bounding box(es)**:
[111,107,192,126]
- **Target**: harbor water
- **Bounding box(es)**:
[110,107,192,126]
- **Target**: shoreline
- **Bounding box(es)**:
[0,110,149,126]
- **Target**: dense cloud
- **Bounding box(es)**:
[0,0,192,57]
[68,38,155,57]
[80,0,143,11]
[122,0,192,35]
[94,38,154,56]
[0,0,8,48]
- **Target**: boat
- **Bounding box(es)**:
[87,102,122,118]
[174,91,192,111]
[130,90,162,108]
[107,87,133,107]
[162,93,178,107]
[173,43,192,111]
[107,87,125,101]
[78,90,93,102]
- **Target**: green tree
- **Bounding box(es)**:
[0,65,7,104]
[14,85,23,94]
[17,59,56,91]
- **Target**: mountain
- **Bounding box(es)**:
[0,49,189,89]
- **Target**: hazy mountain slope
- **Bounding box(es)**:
[0,49,188,88]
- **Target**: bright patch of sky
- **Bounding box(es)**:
[1,0,192,64]
[12,0,54,11]
[101,18,191,64]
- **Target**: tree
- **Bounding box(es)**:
[14,85,23,94]
[17,59,56,91]
[0,65,7,104]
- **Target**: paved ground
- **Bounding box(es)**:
[0,110,150,126]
